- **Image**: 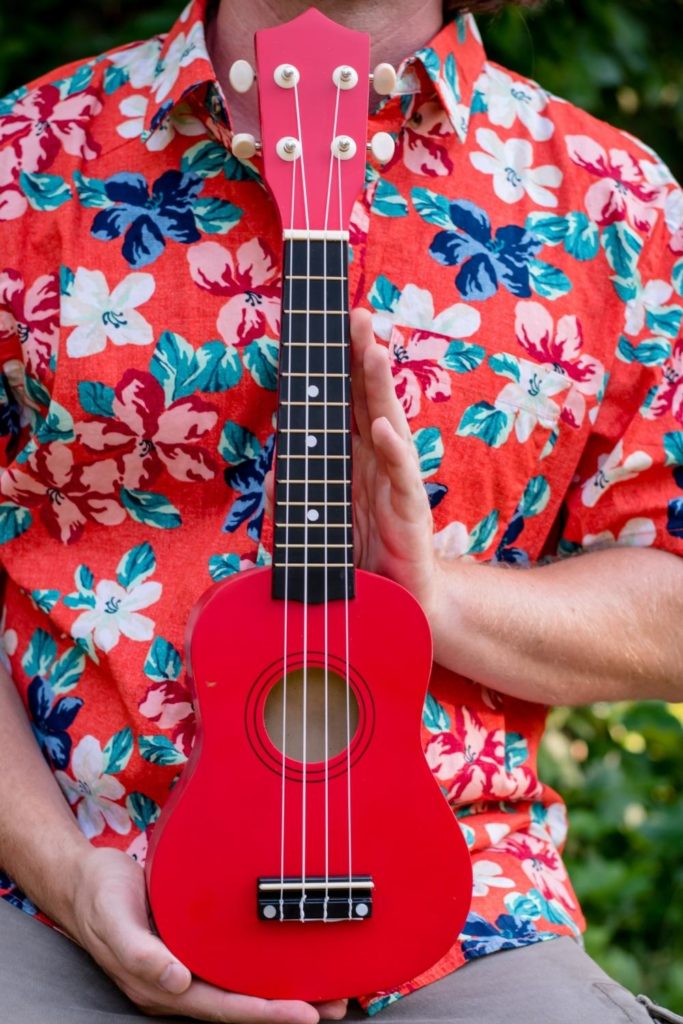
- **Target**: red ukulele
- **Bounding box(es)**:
[146,8,472,1002]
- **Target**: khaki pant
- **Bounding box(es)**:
[0,898,677,1023]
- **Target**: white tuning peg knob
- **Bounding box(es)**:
[229,59,256,93]
[371,63,397,96]
[232,133,259,160]
[368,131,396,164]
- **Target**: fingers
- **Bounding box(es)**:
[349,307,375,442]
[264,468,274,518]
[155,980,323,1024]
[371,416,427,521]
[362,343,412,444]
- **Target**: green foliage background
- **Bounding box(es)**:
[1,0,682,1010]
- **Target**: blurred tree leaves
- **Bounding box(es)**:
[1,0,682,1010]
[540,702,683,1011]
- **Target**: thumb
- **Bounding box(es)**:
[264,468,274,518]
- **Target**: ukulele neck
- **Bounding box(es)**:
[272,237,355,605]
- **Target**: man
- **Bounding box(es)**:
[0,0,681,1021]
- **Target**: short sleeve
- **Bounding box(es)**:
[558,175,683,557]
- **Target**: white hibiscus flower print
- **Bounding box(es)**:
[624,278,676,336]
[55,735,131,839]
[117,95,205,150]
[496,360,570,443]
[470,128,563,208]
[476,64,554,142]
[472,859,515,898]
[71,576,162,654]
[153,22,206,103]
[62,268,155,358]
[372,283,481,342]
[581,441,653,508]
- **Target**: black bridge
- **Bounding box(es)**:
[257,876,374,922]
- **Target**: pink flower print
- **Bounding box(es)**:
[139,677,195,757]
[77,370,218,488]
[0,84,102,178]
[425,706,506,804]
[665,188,683,254]
[0,443,125,544]
[514,301,604,428]
[644,339,683,425]
[566,135,665,234]
[396,100,454,178]
[0,269,59,379]
[188,239,281,347]
[389,327,452,419]
[497,830,576,910]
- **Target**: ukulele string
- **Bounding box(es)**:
[337,149,353,919]
[293,76,312,923]
[321,76,343,922]
[279,130,300,924]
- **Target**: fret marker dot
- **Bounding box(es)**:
[307,384,319,398]
[307,509,319,522]
[306,434,317,448]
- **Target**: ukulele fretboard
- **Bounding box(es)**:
[272,239,355,604]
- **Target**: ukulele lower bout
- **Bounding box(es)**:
[146,566,473,1001]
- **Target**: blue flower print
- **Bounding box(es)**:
[429,200,542,301]
[667,465,683,540]
[460,911,556,960]
[27,675,83,770]
[0,372,23,463]
[223,434,274,542]
[91,170,203,268]
[0,873,37,915]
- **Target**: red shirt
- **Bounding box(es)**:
[0,0,681,1013]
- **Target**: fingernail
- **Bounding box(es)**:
[159,962,188,993]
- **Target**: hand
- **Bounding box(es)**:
[65,846,348,1022]
[265,308,441,621]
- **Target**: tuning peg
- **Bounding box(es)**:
[368,131,396,164]
[229,59,256,93]
[371,63,397,96]
[232,133,260,160]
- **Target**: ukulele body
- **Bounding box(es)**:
[146,566,472,1001]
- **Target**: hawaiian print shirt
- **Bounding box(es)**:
[1,0,682,1013]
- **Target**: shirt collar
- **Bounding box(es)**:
[142,0,486,145]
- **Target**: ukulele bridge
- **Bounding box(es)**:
[257,876,374,922]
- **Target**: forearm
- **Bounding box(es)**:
[428,547,683,706]
[0,662,90,931]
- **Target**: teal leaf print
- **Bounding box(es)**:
[244,338,278,391]
[22,628,57,678]
[78,381,116,417]
[117,542,156,590]
[60,63,94,98]
[219,421,262,465]
[192,196,242,235]
[103,727,134,774]
[423,693,451,733]
[440,340,485,374]
[413,427,443,478]
[150,331,196,403]
[525,212,566,246]
[457,403,513,448]
[181,140,228,179]
[103,65,128,95]
[371,179,408,218]
[617,336,671,367]
[673,259,683,298]
[73,170,113,209]
[528,259,572,300]
[489,352,521,382]
[31,589,61,615]
[121,489,182,530]
[564,212,599,261]
[601,222,643,279]
[209,553,241,582]
[368,275,401,314]
[518,476,551,518]
[611,276,638,303]
[189,341,242,393]
[35,401,75,445]
[0,505,32,544]
[20,172,72,212]
[466,510,500,555]
[50,647,86,694]
[24,374,51,410]
[64,564,96,609]
[139,734,188,766]
[416,47,440,81]
[411,187,452,228]
[443,52,460,102]
[144,637,182,683]
[645,307,682,339]
[505,733,529,770]
[126,792,161,832]
[76,564,95,593]
[663,432,683,467]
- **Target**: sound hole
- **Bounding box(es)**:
[264,667,360,764]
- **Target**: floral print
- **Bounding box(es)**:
[0,0,680,1015]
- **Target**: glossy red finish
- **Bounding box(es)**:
[146,567,472,1001]
[255,9,370,233]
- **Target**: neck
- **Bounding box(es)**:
[207,0,444,135]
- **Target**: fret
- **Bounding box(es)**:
[283,341,347,348]
[281,371,346,378]
[276,453,349,460]
[278,479,351,485]
[278,427,348,434]
[283,308,347,316]
[279,500,348,507]
[289,274,346,281]
[281,400,348,407]
[281,543,350,549]
[275,523,352,530]
[274,562,354,569]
